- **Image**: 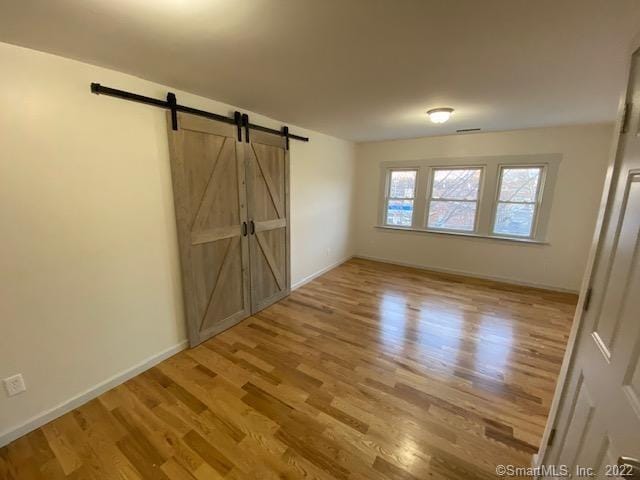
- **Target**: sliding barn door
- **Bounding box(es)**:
[167,113,250,347]
[245,130,291,312]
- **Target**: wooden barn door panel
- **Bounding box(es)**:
[167,113,250,347]
[245,130,290,312]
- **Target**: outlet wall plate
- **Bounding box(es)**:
[3,374,26,397]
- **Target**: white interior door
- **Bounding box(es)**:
[541,50,640,478]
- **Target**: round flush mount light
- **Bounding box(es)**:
[427,107,454,124]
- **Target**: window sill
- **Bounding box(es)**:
[375,225,549,245]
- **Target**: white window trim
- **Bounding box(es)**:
[383,167,418,227]
[490,164,547,240]
[377,154,560,244]
[425,166,485,234]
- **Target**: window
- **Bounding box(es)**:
[427,168,482,232]
[493,166,544,238]
[385,169,417,226]
[377,155,558,243]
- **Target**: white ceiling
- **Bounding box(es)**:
[1,0,640,141]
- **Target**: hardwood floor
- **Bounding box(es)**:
[0,258,576,480]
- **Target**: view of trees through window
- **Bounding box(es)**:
[427,168,481,231]
[493,167,542,237]
[383,163,547,239]
[385,170,416,226]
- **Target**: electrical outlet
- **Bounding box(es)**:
[3,374,26,397]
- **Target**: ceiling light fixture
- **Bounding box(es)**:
[427,107,454,124]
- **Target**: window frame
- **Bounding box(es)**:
[491,164,547,240]
[376,154,560,244]
[425,166,485,234]
[383,167,419,228]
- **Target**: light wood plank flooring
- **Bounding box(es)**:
[0,258,576,479]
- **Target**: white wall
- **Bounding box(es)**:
[290,135,356,287]
[0,40,615,446]
[354,125,614,292]
[0,42,355,444]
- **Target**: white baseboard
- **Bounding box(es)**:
[0,254,571,448]
[1,256,352,448]
[354,254,578,294]
[292,255,353,290]
[0,339,188,447]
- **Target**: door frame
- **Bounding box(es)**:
[535,30,640,468]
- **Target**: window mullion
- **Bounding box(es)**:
[412,166,429,228]
[498,200,536,205]
[431,198,478,203]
